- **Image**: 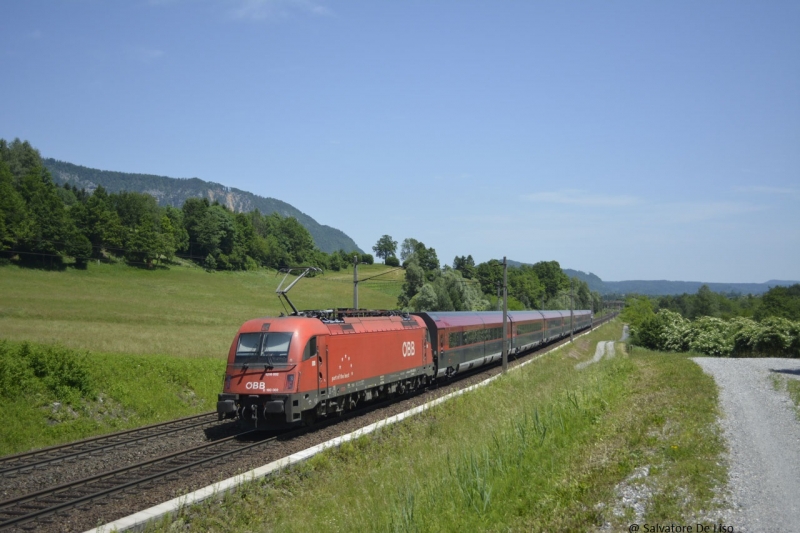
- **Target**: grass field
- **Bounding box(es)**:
[152,321,728,532]
[772,373,800,416]
[0,339,225,455]
[0,262,404,359]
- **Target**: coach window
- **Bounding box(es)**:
[303,336,318,361]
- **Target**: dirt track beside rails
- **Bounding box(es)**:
[692,357,800,533]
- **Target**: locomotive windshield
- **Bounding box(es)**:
[235,332,292,365]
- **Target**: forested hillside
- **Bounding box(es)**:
[42,158,362,254]
[0,138,370,272]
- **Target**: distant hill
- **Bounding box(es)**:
[506,262,798,296]
[563,268,799,296]
[43,158,363,254]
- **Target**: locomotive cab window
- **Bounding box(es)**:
[235,332,292,365]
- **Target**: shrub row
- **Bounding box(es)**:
[631,310,800,357]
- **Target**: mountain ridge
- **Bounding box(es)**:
[563,268,799,296]
[506,260,797,295]
[42,158,363,254]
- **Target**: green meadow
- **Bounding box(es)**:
[0,261,403,359]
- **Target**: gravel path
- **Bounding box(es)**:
[576,341,614,370]
[692,357,800,533]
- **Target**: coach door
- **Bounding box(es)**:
[316,336,329,399]
[423,330,429,365]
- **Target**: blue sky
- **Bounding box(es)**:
[2,1,798,283]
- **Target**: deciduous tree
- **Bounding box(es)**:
[372,234,397,263]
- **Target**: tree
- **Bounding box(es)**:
[65,230,92,268]
[71,186,122,257]
[399,238,419,262]
[157,215,178,264]
[453,255,476,279]
[164,206,189,253]
[476,260,503,297]
[507,266,544,308]
[126,222,160,267]
[407,241,439,275]
[1,138,43,181]
[411,284,439,312]
[531,260,569,300]
[692,285,719,319]
[16,166,74,264]
[279,216,315,264]
[328,252,343,271]
[372,234,397,263]
[0,160,29,251]
[398,262,425,308]
[755,284,800,321]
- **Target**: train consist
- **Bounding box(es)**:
[217,308,593,427]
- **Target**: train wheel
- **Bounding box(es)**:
[302,409,317,427]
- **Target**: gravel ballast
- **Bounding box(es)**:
[692,357,800,533]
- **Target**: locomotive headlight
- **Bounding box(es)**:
[285,374,295,391]
[224,375,232,392]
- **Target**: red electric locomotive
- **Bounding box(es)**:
[216,309,434,426]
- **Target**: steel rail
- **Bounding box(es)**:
[0,412,220,476]
[0,430,269,530]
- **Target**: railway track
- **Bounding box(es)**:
[0,429,275,531]
[0,313,619,532]
[0,411,220,477]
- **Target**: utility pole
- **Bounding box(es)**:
[353,255,359,309]
[502,256,508,374]
[570,278,574,343]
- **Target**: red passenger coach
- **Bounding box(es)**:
[217,311,435,427]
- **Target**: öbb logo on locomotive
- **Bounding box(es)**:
[216,309,594,428]
[401,341,416,357]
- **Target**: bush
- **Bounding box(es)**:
[659,310,691,352]
[328,253,342,272]
[753,317,794,356]
[385,256,400,267]
[688,317,732,356]
[360,253,374,265]
[628,311,800,358]
[0,341,95,403]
